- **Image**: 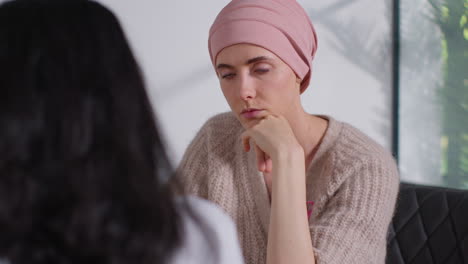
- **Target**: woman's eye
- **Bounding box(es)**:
[221,73,235,79]
[254,68,269,74]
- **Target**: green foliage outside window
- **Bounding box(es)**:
[429,0,468,188]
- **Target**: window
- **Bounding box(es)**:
[399,0,468,189]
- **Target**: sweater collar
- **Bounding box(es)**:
[307,115,343,172]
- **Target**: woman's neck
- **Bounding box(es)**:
[287,110,328,168]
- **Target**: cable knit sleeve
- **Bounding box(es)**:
[174,121,213,199]
[311,156,400,264]
[173,113,242,206]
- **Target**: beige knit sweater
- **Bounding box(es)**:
[176,112,399,264]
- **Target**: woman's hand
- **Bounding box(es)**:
[242,113,314,264]
[241,113,303,195]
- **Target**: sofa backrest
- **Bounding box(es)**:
[387,183,468,263]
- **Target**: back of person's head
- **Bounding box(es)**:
[0,0,183,263]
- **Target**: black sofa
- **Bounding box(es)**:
[387,183,468,263]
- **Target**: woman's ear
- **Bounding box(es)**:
[296,77,303,93]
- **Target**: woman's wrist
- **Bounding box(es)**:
[272,146,306,192]
[272,143,304,166]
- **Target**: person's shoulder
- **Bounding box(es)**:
[205,111,239,125]
[184,112,241,150]
[178,112,243,178]
[333,118,396,165]
[195,112,243,153]
[171,196,244,264]
[320,118,399,198]
[323,117,399,183]
[201,112,242,135]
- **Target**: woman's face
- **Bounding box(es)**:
[215,44,301,128]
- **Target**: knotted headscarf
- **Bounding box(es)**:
[208,0,318,92]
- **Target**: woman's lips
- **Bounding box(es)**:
[241,109,264,119]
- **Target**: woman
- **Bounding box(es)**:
[0,0,243,263]
[176,0,400,263]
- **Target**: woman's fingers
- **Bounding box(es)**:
[241,132,251,152]
[241,114,290,173]
[255,144,266,172]
[263,172,272,198]
[265,155,273,173]
[242,130,269,172]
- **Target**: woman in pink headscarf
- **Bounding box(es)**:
[176,0,399,263]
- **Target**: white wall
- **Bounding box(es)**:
[98,0,394,165]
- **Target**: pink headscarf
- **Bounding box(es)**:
[208,0,318,92]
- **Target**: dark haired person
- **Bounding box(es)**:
[0,1,243,263]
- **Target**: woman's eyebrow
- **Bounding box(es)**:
[216,56,271,69]
[246,56,271,65]
[216,63,234,70]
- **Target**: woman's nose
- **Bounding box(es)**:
[238,76,256,101]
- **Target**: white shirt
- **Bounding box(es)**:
[170,196,245,264]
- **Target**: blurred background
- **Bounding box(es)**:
[39,0,468,188]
